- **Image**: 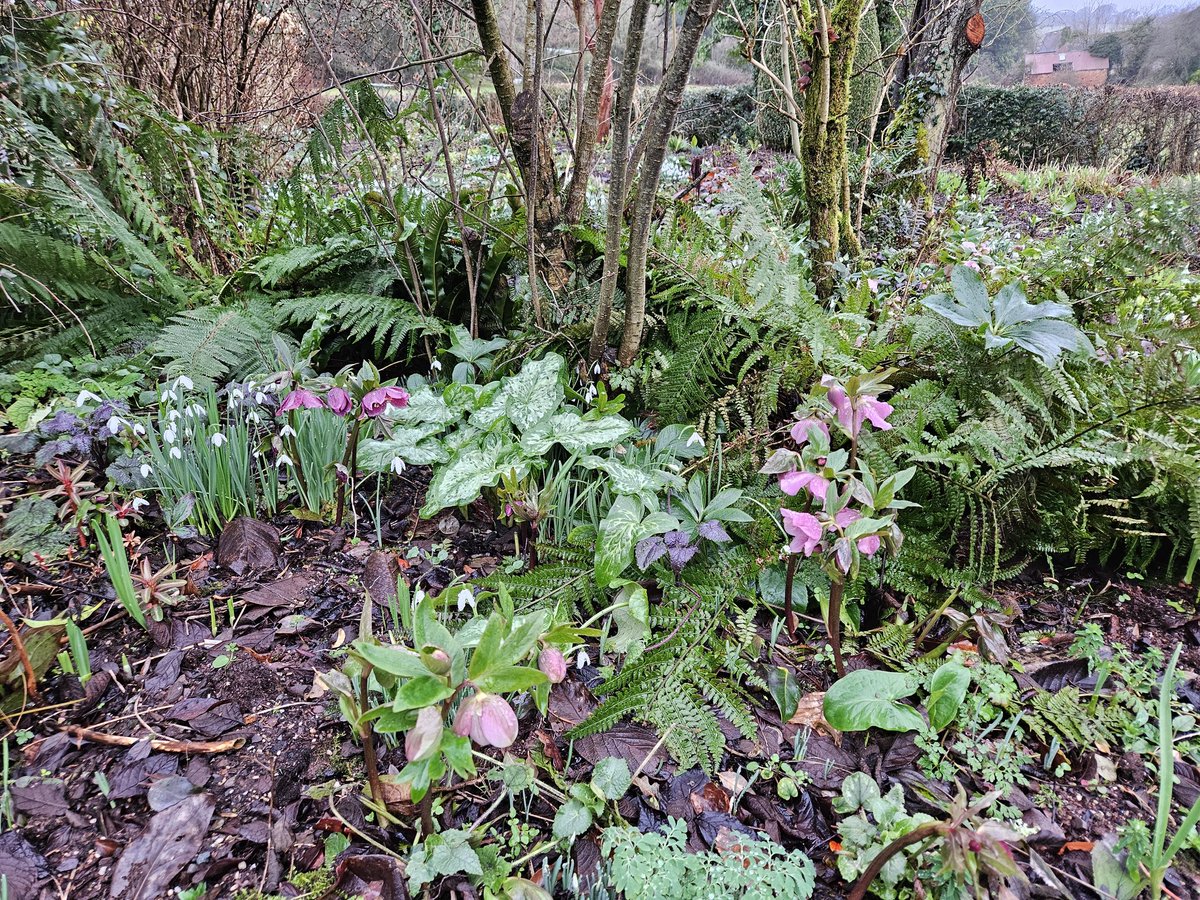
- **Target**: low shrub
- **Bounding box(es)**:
[673,84,756,146]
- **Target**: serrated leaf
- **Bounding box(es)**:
[552,799,593,840]
[591,757,632,800]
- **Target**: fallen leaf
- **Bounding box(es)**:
[789,692,837,738]
[0,829,48,897]
[108,793,216,899]
[717,771,749,797]
[217,518,281,575]
[1058,840,1094,855]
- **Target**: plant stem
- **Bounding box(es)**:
[828,575,846,678]
[358,665,383,806]
[849,822,942,900]
[784,554,799,638]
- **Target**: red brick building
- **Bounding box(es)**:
[1025,33,1110,88]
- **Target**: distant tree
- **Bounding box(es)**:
[1089,32,1123,71]
[971,0,1036,84]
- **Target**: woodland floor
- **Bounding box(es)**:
[3,444,1200,899]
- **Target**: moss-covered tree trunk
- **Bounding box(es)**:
[800,0,868,299]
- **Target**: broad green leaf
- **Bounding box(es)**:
[390,675,455,711]
[470,353,564,432]
[595,496,645,588]
[552,799,593,840]
[358,423,448,470]
[407,828,483,890]
[591,757,632,800]
[421,437,530,516]
[833,771,881,813]
[823,669,924,733]
[926,661,971,731]
[1009,318,1093,366]
[353,642,430,678]
[766,666,802,721]
[476,665,548,693]
[388,387,463,426]
[520,412,634,455]
[580,455,685,505]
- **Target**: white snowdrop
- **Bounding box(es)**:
[585,383,597,403]
[576,650,591,669]
[140,463,152,478]
[280,424,297,438]
[131,498,149,512]
[390,457,406,475]
[279,453,294,467]
[75,390,102,407]
[431,359,443,371]
[210,433,226,447]
[255,392,267,405]
[189,403,206,419]
[169,446,182,460]
[172,375,194,391]
[106,416,123,435]
[686,430,705,448]
[132,422,146,436]
[168,409,182,423]
[163,427,177,444]
[456,588,475,612]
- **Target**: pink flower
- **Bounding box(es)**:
[405,706,443,761]
[325,387,353,417]
[963,259,980,271]
[538,648,567,684]
[277,389,324,413]
[790,417,830,447]
[361,386,410,417]
[857,535,881,556]
[833,507,861,529]
[452,692,518,748]
[781,509,823,556]
[780,470,830,500]
[826,383,893,437]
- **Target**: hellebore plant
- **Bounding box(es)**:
[323,590,585,835]
[761,372,915,676]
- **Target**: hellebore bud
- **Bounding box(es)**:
[538,647,567,684]
[421,647,452,675]
[405,706,443,761]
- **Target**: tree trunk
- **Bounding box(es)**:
[564,0,623,227]
[617,0,721,366]
[801,0,868,300]
[896,0,984,180]
[588,0,653,364]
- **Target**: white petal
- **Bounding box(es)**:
[131,498,149,512]
[169,446,182,460]
[75,390,102,406]
[279,454,294,466]
[390,457,406,475]
[174,375,194,391]
[140,464,152,478]
[106,416,122,435]
[280,424,297,438]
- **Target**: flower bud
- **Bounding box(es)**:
[405,706,443,761]
[538,648,567,684]
[421,647,452,675]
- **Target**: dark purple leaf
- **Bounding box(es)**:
[108,793,216,900]
[666,542,699,571]
[697,520,731,543]
[635,536,667,570]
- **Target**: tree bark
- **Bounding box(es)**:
[564,0,623,227]
[801,0,869,300]
[896,0,984,181]
[617,0,722,366]
[588,0,653,363]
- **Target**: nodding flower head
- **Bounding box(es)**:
[278,389,324,414]
[361,386,410,418]
[325,387,353,417]
[538,647,567,684]
[452,692,518,748]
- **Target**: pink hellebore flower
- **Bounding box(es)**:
[781,509,823,556]
[790,417,830,447]
[833,507,861,529]
[538,647,567,684]
[361,386,410,418]
[277,388,324,414]
[452,692,518,748]
[827,385,893,438]
[857,535,881,556]
[405,706,443,762]
[779,469,830,501]
[325,387,353,417]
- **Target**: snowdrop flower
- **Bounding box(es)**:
[431,359,443,372]
[131,498,149,512]
[390,456,406,475]
[230,387,244,403]
[160,391,172,404]
[279,453,294,467]
[255,391,267,405]
[592,362,601,376]
[456,588,475,612]
[280,424,297,438]
[75,390,103,407]
[132,422,145,436]
[686,430,705,448]
[210,433,226,447]
[247,411,262,425]
[172,375,194,391]
[140,463,152,478]
[168,408,182,423]
[106,416,123,436]
[576,650,591,670]
[163,427,177,444]
[169,446,182,460]
[189,403,207,419]
[585,383,597,403]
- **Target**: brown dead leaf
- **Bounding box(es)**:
[690,782,731,815]
[788,692,838,739]
[1058,840,1094,855]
